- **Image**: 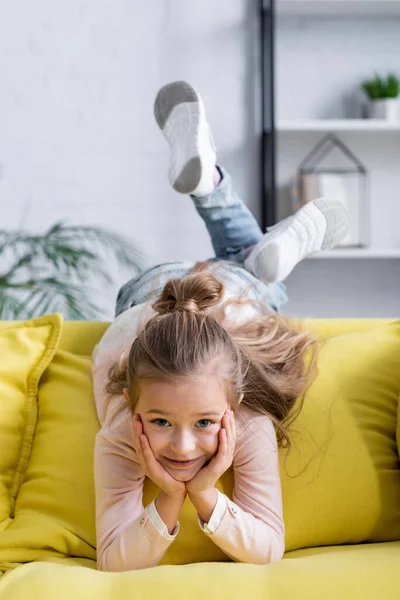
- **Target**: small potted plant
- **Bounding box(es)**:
[362,73,400,121]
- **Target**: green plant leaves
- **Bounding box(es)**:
[362,73,400,99]
[0,222,145,320]
[386,73,400,98]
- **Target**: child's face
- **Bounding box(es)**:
[135,378,229,482]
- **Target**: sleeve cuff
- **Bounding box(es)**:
[147,500,179,540]
[198,490,227,535]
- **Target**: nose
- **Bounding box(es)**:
[170,430,197,456]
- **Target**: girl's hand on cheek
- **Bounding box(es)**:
[133,414,186,498]
[186,409,236,496]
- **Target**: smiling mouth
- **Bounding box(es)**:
[163,457,200,468]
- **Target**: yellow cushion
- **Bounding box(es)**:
[0,542,399,600]
[1,317,399,569]
[0,314,62,535]
[143,320,400,562]
[0,348,99,567]
[55,319,393,356]
[281,320,400,551]
[397,397,400,460]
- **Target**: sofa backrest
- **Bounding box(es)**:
[0,317,399,569]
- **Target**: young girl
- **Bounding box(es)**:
[93,81,348,572]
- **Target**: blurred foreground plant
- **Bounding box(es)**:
[0,222,144,320]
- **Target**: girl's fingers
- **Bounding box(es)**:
[136,415,143,434]
[140,435,159,471]
[140,435,175,488]
[209,427,226,467]
[140,433,151,454]
[134,417,145,451]
[220,410,235,465]
[133,417,150,473]
[223,410,233,450]
[218,427,228,457]
[135,438,147,473]
[133,414,142,438]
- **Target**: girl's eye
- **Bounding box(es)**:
[152,419,170,427]
[196,419,213,428]
[151,418,214,428]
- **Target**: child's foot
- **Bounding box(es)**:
[154,81,217,197]
[244,197,349,283]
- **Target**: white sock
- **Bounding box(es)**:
[244,197,349,283]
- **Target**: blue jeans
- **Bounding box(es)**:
[115,166,288,316]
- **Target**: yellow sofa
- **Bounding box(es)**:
[0,315,399,600]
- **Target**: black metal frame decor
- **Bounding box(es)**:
[260,0,276,231]
[297,134,370,247]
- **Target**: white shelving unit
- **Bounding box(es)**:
[275,0,400,317]
[309,248,400,259]
[277,0,400,17]
[278,120,400,133]
[277,119,400,258]
[275,2,400,265]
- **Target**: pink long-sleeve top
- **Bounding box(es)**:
[92,302,285,571]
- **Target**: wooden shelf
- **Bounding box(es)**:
[278,119,400,132]
[308,248,400,259]
[277,0,400,17]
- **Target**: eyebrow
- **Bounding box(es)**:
[145,409,222,417]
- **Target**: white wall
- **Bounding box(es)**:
[1,3,399,320]
[276,15,400,121]
[276,14,400,318]
[0,0,261,318]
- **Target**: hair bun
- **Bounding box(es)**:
[152,269,224,316]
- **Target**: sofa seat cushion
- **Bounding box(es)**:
[0,542,399,600]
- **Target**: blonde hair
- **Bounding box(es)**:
[106,262,319,448]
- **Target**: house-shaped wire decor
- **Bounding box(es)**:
[295,134,369,247]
